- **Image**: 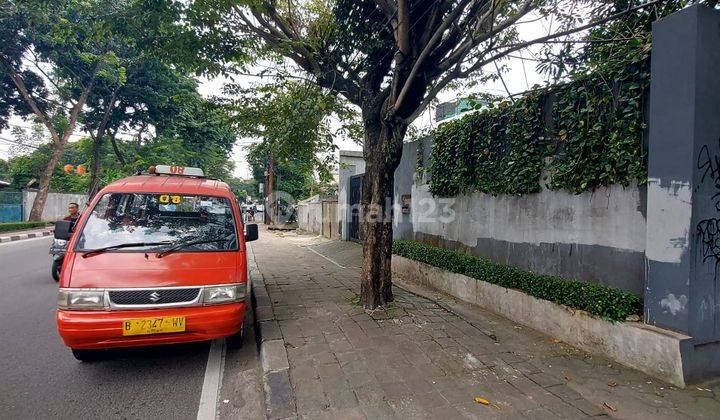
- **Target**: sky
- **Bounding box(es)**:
[1,11,557,180]
[199,9,554,179]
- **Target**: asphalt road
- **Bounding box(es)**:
[0,237,263,419]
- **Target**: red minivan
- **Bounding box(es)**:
[54,165,258,361]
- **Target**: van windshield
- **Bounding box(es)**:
[75,193,238,252]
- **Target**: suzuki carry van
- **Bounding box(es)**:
[54,165,258,361]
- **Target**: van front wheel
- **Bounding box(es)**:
[72,349,104,362]
[226,326,245,350]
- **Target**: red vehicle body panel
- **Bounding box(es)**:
[58,303,246,349]
[56,174,249,350]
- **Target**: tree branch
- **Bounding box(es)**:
[373,0,396,19]
[64,63,100,143]
[410,0,664,122]
[92,84,121,142]
[393,0,477,112]
[237,5,362,104]
[108,127,125,165]
[395,0,411,59]
[437,0,531,75]
[0,53,56,140]
[461,0,664,77]
[25,49,64,95]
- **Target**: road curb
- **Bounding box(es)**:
[0,229,52,243]
[247,243,297,420]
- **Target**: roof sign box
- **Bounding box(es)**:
[153,165,205,177]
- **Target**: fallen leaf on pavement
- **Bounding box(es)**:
[608,380,618,387]
[603,402,617,412]
[474,397,490,405]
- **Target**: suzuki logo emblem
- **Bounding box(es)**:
[149,291,161,302]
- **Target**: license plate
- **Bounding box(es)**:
[122,316,186,336]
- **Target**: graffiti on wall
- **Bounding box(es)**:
[696,136,720,278]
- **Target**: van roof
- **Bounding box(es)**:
[100,175,232,197]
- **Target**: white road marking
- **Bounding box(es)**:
[303,245,347,269]
[196,338,226,420]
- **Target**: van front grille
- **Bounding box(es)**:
[109,288,200,305]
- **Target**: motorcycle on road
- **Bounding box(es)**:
[49,237,67,282]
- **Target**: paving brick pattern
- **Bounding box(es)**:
[251,229,720,419]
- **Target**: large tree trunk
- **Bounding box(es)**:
[88,88,120,198]
[108,130,125,165]
[28,139,66,221]
[359,108,407,310]
[87,134,103,199]
[3,59,98,221]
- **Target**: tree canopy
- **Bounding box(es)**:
[1,0,242,212]
[228,80,359,200]
[189,0,674,309]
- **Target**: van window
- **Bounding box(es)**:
[75,193,238,252]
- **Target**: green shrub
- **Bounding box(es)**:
[427,63,648,197]
[393,240,642,322]
[0,221,50,234]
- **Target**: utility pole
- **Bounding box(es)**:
[267,154,275,226]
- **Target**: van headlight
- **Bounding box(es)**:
[202,284,246,304]
[57,289,107,310]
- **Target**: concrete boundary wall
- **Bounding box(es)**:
[22,190,88,221]
[387,138,648,293]
[297,194,339,238]
[405,180,647,293]
[392,255,692,387]
[297,195,324,235]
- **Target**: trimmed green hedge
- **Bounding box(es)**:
[0,221,49,234]
[392,240,642,322]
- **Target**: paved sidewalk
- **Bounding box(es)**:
[251,229,720,419]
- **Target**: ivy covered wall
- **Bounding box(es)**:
[427,60,649,197]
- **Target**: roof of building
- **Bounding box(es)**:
[339,150,363,158]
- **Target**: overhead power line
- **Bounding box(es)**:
[0,136,42,150]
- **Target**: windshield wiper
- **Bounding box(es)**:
[82,241,173,258]
[156,239,228,258]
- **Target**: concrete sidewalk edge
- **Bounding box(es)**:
[0,229,52,243]
[248,242,298,420]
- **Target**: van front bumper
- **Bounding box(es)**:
[57,302,246,350]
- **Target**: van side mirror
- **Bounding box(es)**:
[245,224,259,242]
[54,220,73,240]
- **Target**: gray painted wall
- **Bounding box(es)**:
[390,138,647,293]
[22,190,88,221]
[642,5,720,384]
[327,135,646,292]
[645,5,720,345]
[297,195,324,235]
[297,194,337,236]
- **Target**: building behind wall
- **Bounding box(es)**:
[338,150,365,242]
[338,138,647,294]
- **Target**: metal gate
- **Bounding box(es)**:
[348,175,363,242]
[0,192,23,222]
[322,201,339,239]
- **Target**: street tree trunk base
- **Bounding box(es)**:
[357,112,406,310]
[267,223,296,231]
[360,218,395,310]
